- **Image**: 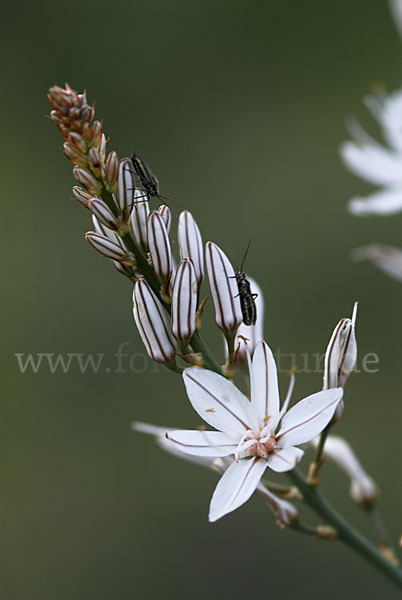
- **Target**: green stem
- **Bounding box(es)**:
[190,331,222,374]
[287,468,402,590]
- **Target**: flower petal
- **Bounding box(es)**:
[348,187,402,216]
[267,447,304,472]
[183,368,253,434]
[250,341,280,426]
[276,388,343,447]
[165,430,238,457]
[208,458,267,522]
[352,243,402,282]
[341,141,402,186]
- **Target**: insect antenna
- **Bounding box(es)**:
[240,238,252,272]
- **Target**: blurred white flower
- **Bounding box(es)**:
[341,87,402,216]
[352,244,402,282]
[133,421,298,527]
[390,0,402,37]
[166,341,342,521]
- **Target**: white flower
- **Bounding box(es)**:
[340,88,402,215]
[166,341,343,521]
[133,421,298,527]
[390,0,402,38]
[312,435,378,505]
[352,244,402,283]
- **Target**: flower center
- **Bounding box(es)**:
[247,431,276,458]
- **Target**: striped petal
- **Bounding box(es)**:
[182,368,253,434]
[276,388,343,447]
[166,430,238,457]
[208,457,267,522]
[250,341,280,427]
[267,446,304,473]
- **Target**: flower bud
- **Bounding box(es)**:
[130,190,150,250]
[147,211,172,282]
[133,279,177,364]
[158,205,172,234]
[178,211,204,286]
[206,242,242,334]
[313,435,378,505]
[86,231,129,262]
[116,158,135,219]
[234,277,264,361]
[88,148,103,177]
[68,131,87,153]
[88,198,119,232]
[171,259,198,344]
[72,186,92,208]
[99,133,107,163]
[63,142,86,166]
[105,151,119,191]
[73,166,102,195]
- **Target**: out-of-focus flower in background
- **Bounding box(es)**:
[352,244,402,282]
[341,87,402,216]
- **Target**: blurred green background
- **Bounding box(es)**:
[3,0,402,598]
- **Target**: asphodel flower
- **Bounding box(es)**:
[88,197,119,232]
[116,158,135,221]
[205,241,242,335]
[312,435,378,505]
[165,341,342,521]
[130,191,150,251]
[132,278,177,365]
[133,421,298,527]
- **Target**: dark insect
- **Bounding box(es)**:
[233,239,258,326]
[130,151,160,198]
[128,152,177,209]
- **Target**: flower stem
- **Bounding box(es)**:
[287,468,402,590]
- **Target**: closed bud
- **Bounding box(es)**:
[63,142,86,166]
[91,120,102,145]
[92,215,124,248]
[130,190,150,250]
[116,158,135,218]
[68,131,87,153]
[72,185,92,208]
[133,279,177,365]
[313,435,378,506]
[147,211,173,282]
[206,241,242,334]
[171,259,198,344]
[73,166,102,195]
[158,205,172,234]
[86,231,128,262]
[178,211,204,286]
[88,148,103,177]
[105,151,119,191]
[99,133,107,163]
[88,198,119,231]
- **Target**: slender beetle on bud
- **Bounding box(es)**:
[133,279,177,365]
[206,242,243,334]
[234,277,264,362]
[171,259,198,344]
[178,211,204,287]
[147,211,172,282]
